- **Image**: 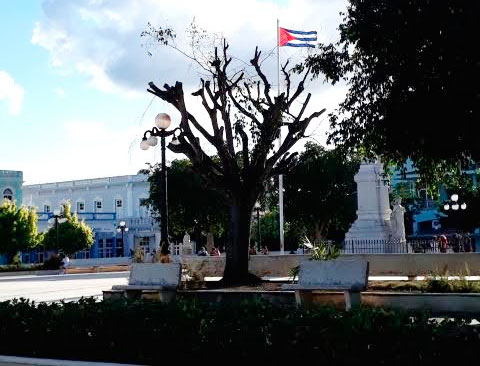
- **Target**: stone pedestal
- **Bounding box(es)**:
[345,160,392,242]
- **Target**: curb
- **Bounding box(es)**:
[0,355,144,366]
[0,270,61,277]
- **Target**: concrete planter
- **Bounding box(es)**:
[361,292,480,315]
[300,291,480,316]
[128,263,181,288]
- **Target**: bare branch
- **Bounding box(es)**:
[250,47,273,106]
[287,66,311,109]
[281,60,291,102]
[235,123,250,169]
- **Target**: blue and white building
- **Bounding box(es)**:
[1,170,160,263]
[23,173,160,260]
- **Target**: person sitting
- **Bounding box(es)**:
[197,246,209,256]
[159,241,172,263]
[439,234,448,253]
[248,245,257,255]
[210,247,220,256]
[260,245,269,255]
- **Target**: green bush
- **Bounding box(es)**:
[0,298,479,363]
[42,254,62,270]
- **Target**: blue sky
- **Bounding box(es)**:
[0,0,347,185]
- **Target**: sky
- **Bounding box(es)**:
[0,0,348,185]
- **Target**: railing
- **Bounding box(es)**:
[341,237,476,254]
[24,174,147,190]
[37,212,116,221]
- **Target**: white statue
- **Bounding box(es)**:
[390,198,406,242]
[181,232,193,255]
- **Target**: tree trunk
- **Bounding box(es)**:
[221,196,260,285]
[206,232,215,253]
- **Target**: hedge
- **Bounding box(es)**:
[0,298,479,364]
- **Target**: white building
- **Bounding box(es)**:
[23,173,160,259]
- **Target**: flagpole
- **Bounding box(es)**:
[277,18,285,255]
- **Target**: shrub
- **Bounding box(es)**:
[42,254,62,270]
[0,298,478,363]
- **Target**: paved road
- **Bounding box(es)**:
[0,272,128,303]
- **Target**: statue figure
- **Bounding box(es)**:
[390,197,406,242]
[182,232,193,255]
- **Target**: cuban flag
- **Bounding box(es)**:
[278,27,317,48]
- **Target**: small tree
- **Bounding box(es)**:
[42,202,94,256]
[0,200,40,263]
[279,143,359,242]
[141,159,229,245]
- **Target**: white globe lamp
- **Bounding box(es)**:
[155,113,171,130]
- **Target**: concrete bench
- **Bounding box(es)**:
[104,263,182,302]
[283,259,369,310]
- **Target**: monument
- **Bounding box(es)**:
[181,232,193,255]
[345,159,392,241]
[344,158,405,252]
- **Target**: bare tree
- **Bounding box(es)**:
[147,40,325,284]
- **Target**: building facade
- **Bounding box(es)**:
[0,170,23,204]
[22,173,160,260]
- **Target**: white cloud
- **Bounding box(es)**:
[53,87,66,97]
[0,70,24,115]
[32,0,347,97]
[22,119,144,184]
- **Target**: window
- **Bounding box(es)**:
[44,205,51,213]
[2,188,13,201]
[105,238,113,258]
[98,238,113,258]
[94,200,102,211]
[98,239,104,258]
[138,237,150,256]
[116,199,122,208]
[77,202,85,212]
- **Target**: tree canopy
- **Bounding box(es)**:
[282,142,359,242]
[141,159,229,243]
[302,0,479,177]
[42,202,94,256]
[0,200,40,263]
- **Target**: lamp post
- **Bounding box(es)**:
[48,209,67,249]
[254,202,261,252]
[116,221,129,256]
[443,193,467,211]
[140,113,180,254]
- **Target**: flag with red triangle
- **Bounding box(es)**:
[279,27,317,48]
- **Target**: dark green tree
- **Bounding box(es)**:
[282,143,359,242]
[0,200,40,263]
[300,1,479,179]
[141,159,229,246]
[42,202,94,256]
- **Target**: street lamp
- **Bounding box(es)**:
[116,221,129,256]
[443,193,467,211]
[140,113,181,254]
[254,202,261,252]
[48,209,67,249]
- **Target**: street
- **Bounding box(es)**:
[0,272,128,303]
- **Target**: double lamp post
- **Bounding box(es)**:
[140,113,180,254]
